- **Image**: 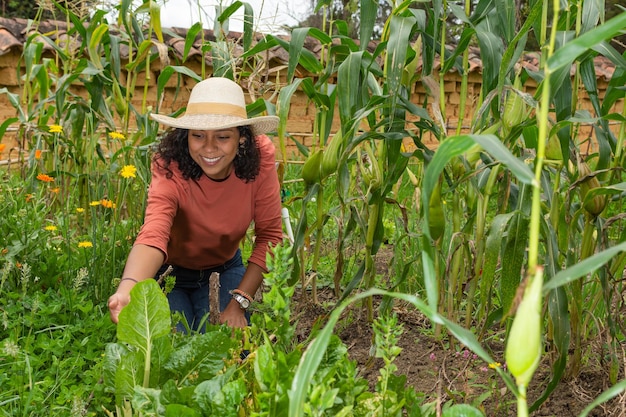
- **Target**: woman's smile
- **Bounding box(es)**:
[188,128,241,180]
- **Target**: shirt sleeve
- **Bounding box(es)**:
[134,161,181,263]
[248,135,284,271]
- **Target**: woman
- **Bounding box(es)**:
[107,77,283,332]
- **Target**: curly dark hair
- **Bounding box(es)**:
[152,126,261,183]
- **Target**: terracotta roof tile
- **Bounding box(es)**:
[0,16,617,80]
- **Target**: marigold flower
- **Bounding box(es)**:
[120,165,137,179]
[49,125,63,134]
[100,199,117,209]
[0,144,6,153]
[44,225,57,231]
[76,207,85,213]
[50,187,60,194]
[108,131,125,140]
[34,149,42,160]
[36,173,54,183]
[78,241,93,248]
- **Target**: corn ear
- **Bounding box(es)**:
[578,161,606,217]
[301,149,323,186]
[505,268,543,389]
[427,179,445,241]
[502,75,527,133]
[320,131,343,179]
[544,134,563,162]
[111,79,128,118]
[358,143,381,191]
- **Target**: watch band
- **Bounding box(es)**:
[232,288,253,302]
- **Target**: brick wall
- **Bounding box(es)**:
[0,52,622,162]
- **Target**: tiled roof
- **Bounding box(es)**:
[0,16,616,81]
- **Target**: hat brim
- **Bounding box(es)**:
[150,113,279,136]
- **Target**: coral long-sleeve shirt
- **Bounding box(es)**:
[134,135,283,271]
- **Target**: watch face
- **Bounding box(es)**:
[234,293,250,309]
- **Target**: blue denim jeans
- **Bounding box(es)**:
[157,249,246,333]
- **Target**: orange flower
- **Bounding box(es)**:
[35,149,42,160]
[1,248,8,255]
[0,144,6,153]
[36,173,54,183]
[25,194,33,202]
[50,187,60,194]
[100,199,117,209]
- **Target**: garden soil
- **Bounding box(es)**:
[290,246,625,417]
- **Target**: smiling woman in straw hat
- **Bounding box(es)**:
[107,77,284,332]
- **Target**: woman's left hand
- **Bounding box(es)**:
[220,300,248,328]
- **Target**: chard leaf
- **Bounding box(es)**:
[194,367,245,416]
[164,331,236,382]
[118,279,171,351]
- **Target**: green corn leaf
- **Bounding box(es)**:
[359,0,378,50]
[543,241,626,292]
[87,23,109,70]
[276,79,304,161]
[156,66,202,106]
[149,0,163,43]
[481,211,514,308]
[0,117,18,138]
[386,15,414,95]
[337,51,364,128]
[287,28,311,83]
[183,23,203,61]
[547,12,626,72]
[500,212,529,316]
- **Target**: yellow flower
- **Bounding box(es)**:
[89,201,101,206]
[108,131,125,140]
[44,225,57,231]
[488,362,501,369]
[120,165,137,179]
[49,125,63,134]
[78,241,93,248]
[76,207,85,213]
[36,173,54,183]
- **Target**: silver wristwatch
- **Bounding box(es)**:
[232,293,250,310]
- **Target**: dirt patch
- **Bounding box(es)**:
[291,247,626,416]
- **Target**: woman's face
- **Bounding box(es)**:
[187,128,243,180]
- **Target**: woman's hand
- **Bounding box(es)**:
[108,292,131,324]
[220,300,248,328]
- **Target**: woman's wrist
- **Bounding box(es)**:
[117,277,139,293]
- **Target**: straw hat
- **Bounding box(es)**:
[150,77,279,135]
